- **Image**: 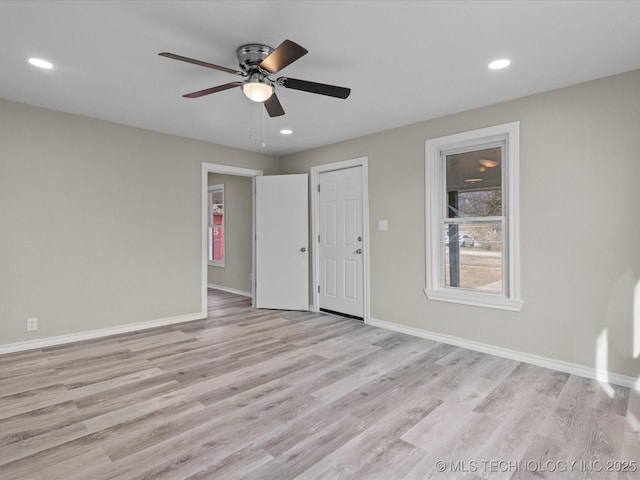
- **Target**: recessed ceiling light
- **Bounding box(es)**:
[280,129,293,135]
[488,59,510,70]
[28,58,53,69]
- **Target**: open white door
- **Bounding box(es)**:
[255,174,309,310]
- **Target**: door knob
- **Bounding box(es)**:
[355,248,362,254]
[300,247,307,252]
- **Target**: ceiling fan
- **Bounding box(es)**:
[159,39,351,117]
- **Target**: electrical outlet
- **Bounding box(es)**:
[26,317,38,332]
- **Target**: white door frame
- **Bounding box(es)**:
[201,162,262,314]
[310,157,370,323]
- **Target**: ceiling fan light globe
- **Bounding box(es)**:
[242,82,274,102]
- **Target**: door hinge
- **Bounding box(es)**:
[317,285,320,293]
[317,234,320,243]
[317,184,320,192]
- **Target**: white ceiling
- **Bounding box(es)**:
[2,1,640,156]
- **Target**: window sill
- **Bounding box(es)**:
[424,288,523,312]
[208,261,225,268]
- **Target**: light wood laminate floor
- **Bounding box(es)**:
[0,289,638,479]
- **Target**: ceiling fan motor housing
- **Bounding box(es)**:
[236,44,274,73]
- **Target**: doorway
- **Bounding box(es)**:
[201,164,310,316]
[311,158,370,322]
[201,163,262,314]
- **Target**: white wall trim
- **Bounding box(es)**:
[207,283,252,298]
[203,164,263,177]
[0,312,205,356]
[425,122,523,311]
[368,317,639,391]
[310,157,370,323]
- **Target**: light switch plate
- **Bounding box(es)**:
[378,220,388,231]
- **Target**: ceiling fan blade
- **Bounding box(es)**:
[278,77,351,99]
[183,82,242,98]
[259,40,308,74]
[264,93,285,117]
[159,52,244,76]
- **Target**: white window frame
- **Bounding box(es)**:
[425,122,523,311]
[208,183,225,267]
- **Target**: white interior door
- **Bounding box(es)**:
[319,166,364,317]
[255,174,309,310]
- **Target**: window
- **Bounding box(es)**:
[208,184,225,266]
[425,122,522,311]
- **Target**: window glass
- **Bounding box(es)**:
[446,146,502,217]
[444,146,503,292]
[208,185,224,264]
[444,220,503,291]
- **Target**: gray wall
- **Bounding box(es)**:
[207,173,253,293]
[280,69,640,378]
[3,69,639,380]
[0,98,278,345]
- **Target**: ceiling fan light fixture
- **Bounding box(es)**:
[242,74,274,102]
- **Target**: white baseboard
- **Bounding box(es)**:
[368,317,639,391]
[0,311,206,356]
[207,284,252,298]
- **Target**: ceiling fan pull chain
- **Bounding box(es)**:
[249,98,254,141]
[261,106,266,148]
